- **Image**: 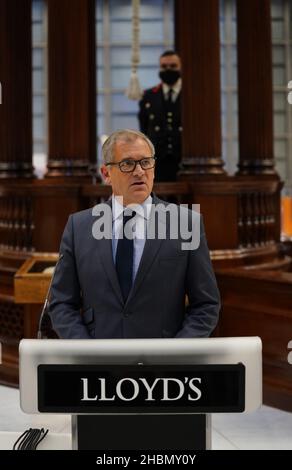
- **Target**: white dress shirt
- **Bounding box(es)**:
[162,78,182,102]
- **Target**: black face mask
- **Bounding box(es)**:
[159,69,181,86]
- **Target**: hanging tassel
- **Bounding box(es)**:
[125,0,142,101]
[125,69,143,100]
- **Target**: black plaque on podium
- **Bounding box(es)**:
[38,363,245,450]
[38,363,245,413]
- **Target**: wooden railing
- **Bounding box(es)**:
[0,176,282,257]
[81,181,192,208]
[238,192,278,248]
[0,195,34,252]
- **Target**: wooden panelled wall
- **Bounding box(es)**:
[0,0,292,411]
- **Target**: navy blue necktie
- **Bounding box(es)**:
[115,211,136,302]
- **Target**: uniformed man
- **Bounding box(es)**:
[138,50,182,182]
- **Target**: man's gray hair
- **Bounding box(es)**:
[102,129,155,164]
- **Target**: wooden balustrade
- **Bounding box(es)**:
[0,195,34,252]
[237,191,278,249]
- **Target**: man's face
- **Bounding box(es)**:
[159,54,181,72]
[101,138,155,206]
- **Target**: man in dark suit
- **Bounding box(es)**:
[138,50,182,182]
[49,129,220,339]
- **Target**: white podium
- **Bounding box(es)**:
[19,337,262,450]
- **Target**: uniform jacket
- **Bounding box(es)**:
[49,196,220,339]
[138,84,182,181]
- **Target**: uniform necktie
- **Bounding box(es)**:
[115,210,136,302]
[167,88,173,103]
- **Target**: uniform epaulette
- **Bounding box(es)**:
[151,84,162,93]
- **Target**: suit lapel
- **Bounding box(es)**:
[127,196,166,303]
[98,237,124,304]
[93,199,124,305]
[151,86,165,114]
[158,87,166,111]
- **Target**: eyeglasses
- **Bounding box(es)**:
[106,157,156,173]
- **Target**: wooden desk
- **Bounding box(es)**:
[14,254,58,304]
[0,254,59,386]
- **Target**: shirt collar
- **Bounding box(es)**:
[162,78,182,96]
[112,195,153,222]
